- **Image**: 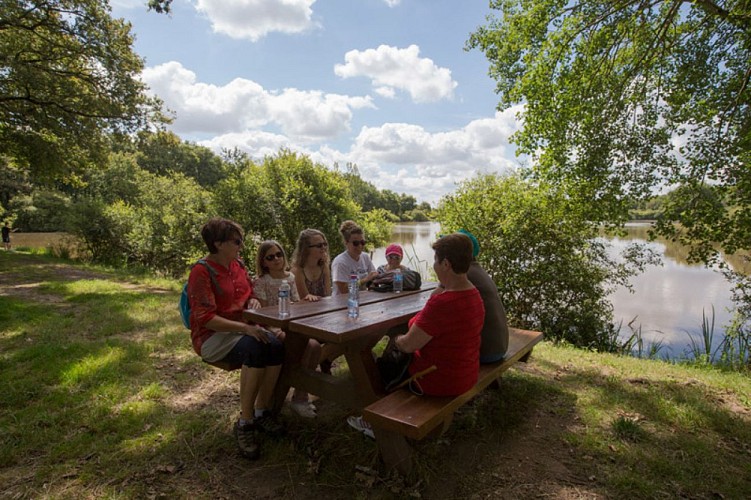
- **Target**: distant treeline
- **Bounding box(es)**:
[0,131,433,276]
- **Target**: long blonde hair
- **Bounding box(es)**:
[291,229,329,270]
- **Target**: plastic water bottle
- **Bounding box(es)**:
[278,280,290,317]
[347,273,359,318]
[392,268,403,293]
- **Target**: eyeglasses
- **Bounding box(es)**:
[264,251,284,261]
[351,240,367,247]
[308,242,328,249]
[387,254,401,260]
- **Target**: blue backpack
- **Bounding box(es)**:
[179,259,222,329]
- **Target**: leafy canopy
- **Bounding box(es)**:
[468,0,751,264]
[0,0,164,183]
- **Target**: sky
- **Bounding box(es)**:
[111,0,526,205]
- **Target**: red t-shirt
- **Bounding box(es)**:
[188,258,252,355]
[408,288,484,396]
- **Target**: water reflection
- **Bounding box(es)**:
[377,222,737,358]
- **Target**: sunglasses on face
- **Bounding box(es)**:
[351,240,367,247]
[308,242,328,249]
[264,251,284,261]
[387,254,401,260]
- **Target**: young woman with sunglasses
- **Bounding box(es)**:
[331,220,378,295]
[253,240,321,419]
[290,228,332,302]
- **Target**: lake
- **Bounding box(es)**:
[373,221,736,358]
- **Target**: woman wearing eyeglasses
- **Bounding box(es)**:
[331,220,378,295]
[253,240,321,419]
[290,228,332,302]
[187,218,284,460]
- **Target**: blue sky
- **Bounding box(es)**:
[112,0,525,204]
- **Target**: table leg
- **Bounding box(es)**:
[271,330,308,413]
[343,333,386,407]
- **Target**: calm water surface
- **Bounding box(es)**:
[374,222,736,357]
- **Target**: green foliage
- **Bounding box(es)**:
[468,0,751,266]
[67,159,210,275]
[340,163,424,220]
[437,172,658,349]
[359,209,394,250]
[135,130,226,188]
[213,149,361,258]
[10,188,71,232]
[0,0,164,183]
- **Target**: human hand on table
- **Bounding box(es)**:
[303,294,320,302]
[247,298,262,309]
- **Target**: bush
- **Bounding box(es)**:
[437,173,656,349]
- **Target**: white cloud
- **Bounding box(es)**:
[334,45,457,103]
[193,108,524,203]
[142,62,524,204]
[383,0,401,6]
[195,0,317,41]
[141,61,374,141]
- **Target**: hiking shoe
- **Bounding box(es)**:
[346,415,375,439]
[289,401,317,419]
[253,411,285,437]
[234,420,260,460]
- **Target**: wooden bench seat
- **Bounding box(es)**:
[362,327,543,473]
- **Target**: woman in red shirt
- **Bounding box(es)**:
[395,232,484,396]
[188,218,283,460]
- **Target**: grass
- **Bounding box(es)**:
[1,250,750,498]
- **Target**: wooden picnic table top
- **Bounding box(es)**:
[243,282,437,329]
[288,289,434,343]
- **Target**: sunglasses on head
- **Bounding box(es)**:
[264,251,284,261]
[351,240,367,247]
[308,242,328,249]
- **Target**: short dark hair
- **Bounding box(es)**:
[201,217,244,254]
[432,233,473,274]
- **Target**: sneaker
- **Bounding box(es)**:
[290,401,317,418]
[253,411,285,437]
[234,420,260,460]
[346,415,375,439]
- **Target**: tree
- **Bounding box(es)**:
[468,0,751,265]
[214,149,362,260]
[0,0,164,183]
[437,173,657,349]
[135,131,225,187]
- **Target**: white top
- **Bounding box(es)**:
[253,272,300,305]
[331,251,375,296]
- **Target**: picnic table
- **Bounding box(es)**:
[243,284,543,476]
[243,283,437,411]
